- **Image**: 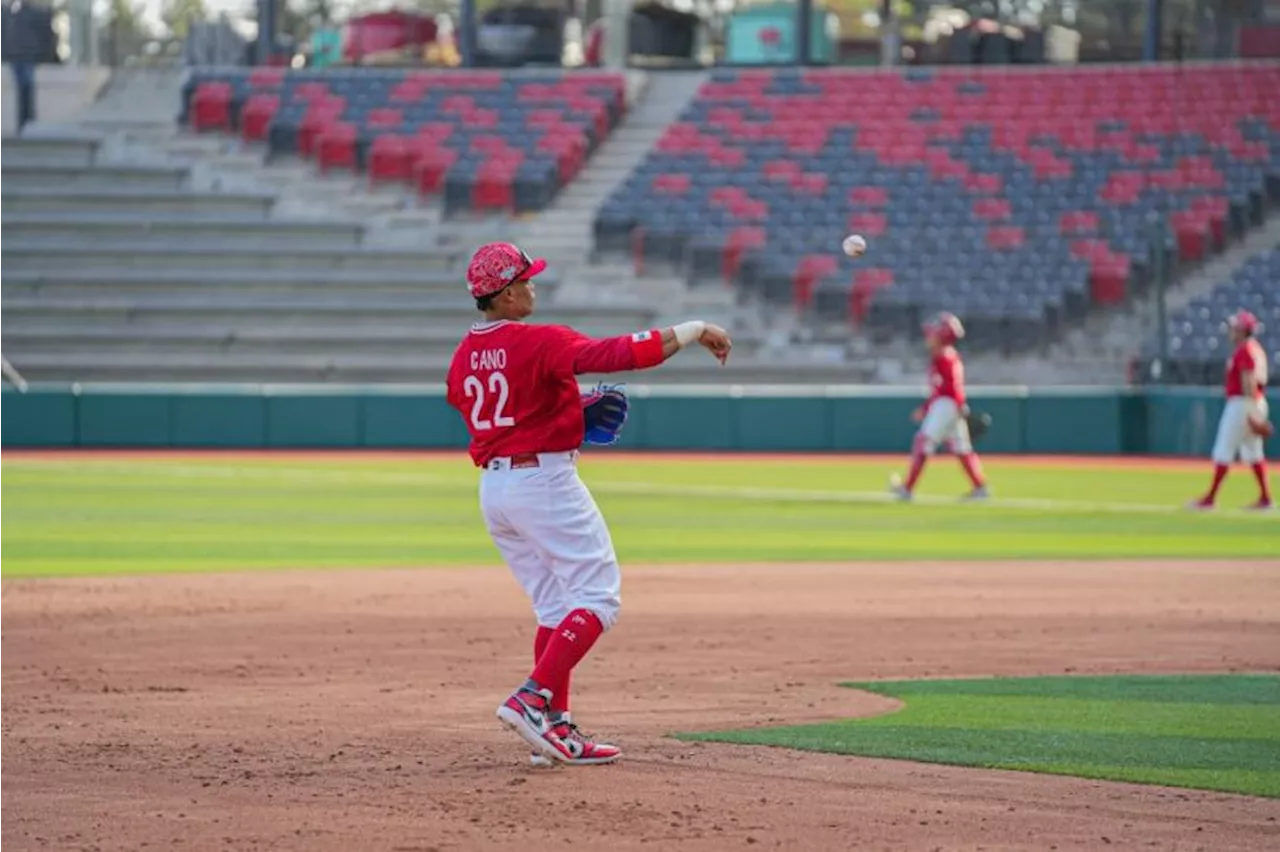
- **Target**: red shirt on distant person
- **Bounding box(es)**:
[926,347,966,410]
[1225,339,1267,399]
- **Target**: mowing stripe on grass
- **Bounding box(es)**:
[5,459,1273,518]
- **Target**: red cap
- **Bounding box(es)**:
[1225,308,1259,335]
[465,242,547,299]
[923,311,965,345]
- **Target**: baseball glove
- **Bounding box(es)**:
[966,410,993,442]
[581,383,629,446]
[1248,416,1274,439]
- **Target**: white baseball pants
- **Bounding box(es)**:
[918,397,973,455]
[1211,397,1269,464]
[479,451,621,631]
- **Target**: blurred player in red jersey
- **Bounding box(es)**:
[890,312,989,502]
[1189,309,1272,511]
[446,242,732,767]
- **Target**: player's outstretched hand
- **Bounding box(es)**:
[699,323,732,365]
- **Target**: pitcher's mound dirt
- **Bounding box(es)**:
[4,560,1279,851]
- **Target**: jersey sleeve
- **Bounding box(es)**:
[1234,345,1257,373]
[537,325,638,377]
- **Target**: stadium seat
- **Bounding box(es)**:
[593,64,1280,352]
[178,69,628,214]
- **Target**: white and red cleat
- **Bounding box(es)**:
[529,716,621,767]
[497,687,568,763]
[1245,498,1274,512]
[1186,496,1215,511]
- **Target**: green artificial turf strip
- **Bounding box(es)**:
[679,674,1280,798]
[2,456,1276,577]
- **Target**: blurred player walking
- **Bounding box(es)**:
[446,242,731,766]
[891,312,989,502]
[1190,310,1272,511]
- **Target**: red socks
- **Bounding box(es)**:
[530,609,602,706]
[1251,462,1271,503]
[903,448,986,493]
[959,453,986,488]
[533,625,571,714]
[1206,464,1229,502]
[903,453,928,492]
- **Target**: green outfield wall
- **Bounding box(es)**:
[1,384,1270,457]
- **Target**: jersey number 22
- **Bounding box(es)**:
[463,371,516,430]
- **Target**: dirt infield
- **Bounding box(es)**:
[4,560,1279,852]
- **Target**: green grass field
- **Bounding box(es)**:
[678,674,1280,798]
[1,453,1276,577]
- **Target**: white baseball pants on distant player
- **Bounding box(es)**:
[479,451,622,631]
[1211,397,1269,464]
[918,397,973,455]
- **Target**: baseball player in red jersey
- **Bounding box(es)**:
[890,312,989,501]
[446,242,732,767]
[1190,309,1273,511]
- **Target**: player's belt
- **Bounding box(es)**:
[484,451,579,472]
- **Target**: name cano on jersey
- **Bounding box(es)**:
[470,349,508,371]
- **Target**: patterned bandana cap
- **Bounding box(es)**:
[466,242,548,298]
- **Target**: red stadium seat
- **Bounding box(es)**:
[472,165,516,211]
[972,198,1011,221]
[722,227,766,282]
[1060,211,1100,236]
[315,123,358,172]
[413,149,458,196]
[652,174,691,194]
[367,134,411,186]
[792,255,838,308]
[367,108,403,129]
[240,94,279,142]
[1089,258,1131,305]
[985,226,1025,250]
[297,100,346,158]
[190,82,233,132]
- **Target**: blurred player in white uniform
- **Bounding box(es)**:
[1189,309,1272,510]
[891,312,989,501]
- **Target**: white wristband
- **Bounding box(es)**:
[672,320,706,349]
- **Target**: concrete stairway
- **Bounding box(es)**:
[1040,215,1280,377]
[1,65,110,136]
[513,72,721,321]
[1162,216,1280,313]
[26,67,865,377]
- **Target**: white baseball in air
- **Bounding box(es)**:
[843,234,867,258]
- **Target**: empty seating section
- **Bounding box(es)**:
[1139,247,1280,385]
[182,68,626,214]
[594,64,1280,353]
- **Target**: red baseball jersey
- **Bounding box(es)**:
[1225,339,1268,399]
[926,346,966,409]
[446,320,643,466]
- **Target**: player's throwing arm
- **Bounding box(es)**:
[444,242,731,768]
